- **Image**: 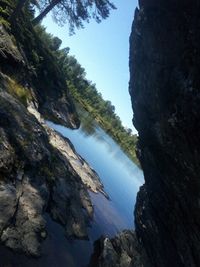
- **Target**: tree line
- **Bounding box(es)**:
[3,0,139,165]
[65,54,139,165]
[36,29,139,164]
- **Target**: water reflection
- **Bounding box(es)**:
[47,107,144,232]
[1,108,144,267]
[77,105,97,137]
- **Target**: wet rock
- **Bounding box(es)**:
[89,231,147,267]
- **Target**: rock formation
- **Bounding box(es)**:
[88,230,146,267]
[131,1,200,266]
[90,1,200,266]
[0,5,106,256]
[2,0,200,265]
[0,71,106,257]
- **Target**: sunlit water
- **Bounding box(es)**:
[0,111,144,267]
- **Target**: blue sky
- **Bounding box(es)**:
[42,0,138,133]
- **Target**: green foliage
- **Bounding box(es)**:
[7,77,32,106]
[9,0,116,35]
[50,45,139,165]
[0,0,14,28]
[33,0,116,34]
[0,16,10,29]
[6,11,69,104]
[71,83,139,165]
[0,1,138,165]
[34,25,62,52]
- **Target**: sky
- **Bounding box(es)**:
[42,0,138,133]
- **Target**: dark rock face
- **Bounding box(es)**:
[0,25,25,67]
[129,1,200,266]
[0,21,80,129]
[88,231,146,267]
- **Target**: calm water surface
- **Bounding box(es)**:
[0,111,144,267]
[48,117,144,233]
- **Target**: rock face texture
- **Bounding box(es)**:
[0,81,105,256]
[130,0,200,266]
[0,5,105,256]
[89,231,146,267]
[0,21,79,129]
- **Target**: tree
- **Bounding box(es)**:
[125,127,132,136]
[35,25,62,51]
[50,36,62,51]
[10,0,39,20]
[12,0,116,34]
[33,0,116,33]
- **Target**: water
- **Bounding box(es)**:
[47,117,144,233]
[0,110,144,267]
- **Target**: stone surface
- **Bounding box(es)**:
[89,231,146,267]
[28,103,107,198]
[0,8,104,259]
[0,24,24,67]
[129,1,200,266]
[0,82,106,256]
[0,21,80,129]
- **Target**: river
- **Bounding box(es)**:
[0,110,144,267]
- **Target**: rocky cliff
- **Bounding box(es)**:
[131,1,200,266]
[90,1,200,266]
[0,2,106,257]
[0,1,80,129]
